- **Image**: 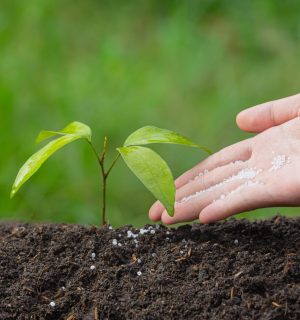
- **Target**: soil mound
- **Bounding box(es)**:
[0,216,299,319]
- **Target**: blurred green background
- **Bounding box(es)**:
[1,0,300,227]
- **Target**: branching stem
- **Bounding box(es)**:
[88,139,120,225]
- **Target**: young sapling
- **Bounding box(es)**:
[11,122,210,225]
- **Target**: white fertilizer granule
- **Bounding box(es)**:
[269,154,289,172]
[127,230,138,239]
[91,252,96,259]
[189,169,209,182]
[112,239,118,246]
[49,301,56,307]
[139,228,149,235]
[137,271,142,276]
[90,265,96,270]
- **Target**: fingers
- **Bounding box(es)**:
[159,161,261,224]
[148,139,252,222]
[174,159,247,203]
[199,181,269,224]
[236,93,300,133]
[160,177,251,224]
[174,138,252,189]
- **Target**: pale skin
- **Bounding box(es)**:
[149,93,300,224]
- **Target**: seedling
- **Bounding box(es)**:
[11,122,210,225]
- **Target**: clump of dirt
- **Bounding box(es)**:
[0,216,299,320]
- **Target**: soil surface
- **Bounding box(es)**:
[0,216,299,320]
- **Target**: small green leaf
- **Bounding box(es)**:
[11,122,92,198]
[36,121,92,144]
[124,125,211,154]
[117,146,175,216]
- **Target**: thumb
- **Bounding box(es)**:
[236,93,300,133]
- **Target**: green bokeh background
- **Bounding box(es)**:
[1,0,300,227]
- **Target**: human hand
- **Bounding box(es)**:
[149,93,300,224]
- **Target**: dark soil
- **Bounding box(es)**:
[0,216,299,320]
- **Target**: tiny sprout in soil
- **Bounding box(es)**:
[11,121,211,225]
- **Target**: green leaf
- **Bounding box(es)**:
[11,122,92,198]
[124,125,211,154]
[36,121,92,144]
[117,146,175,216]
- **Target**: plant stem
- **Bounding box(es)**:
[101,172,107,226]
[88,139,120,226]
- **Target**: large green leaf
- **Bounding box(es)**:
[124,125,211,154]
[117,146,176,216]
[36,121,92,144]
[11,122,92,198]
